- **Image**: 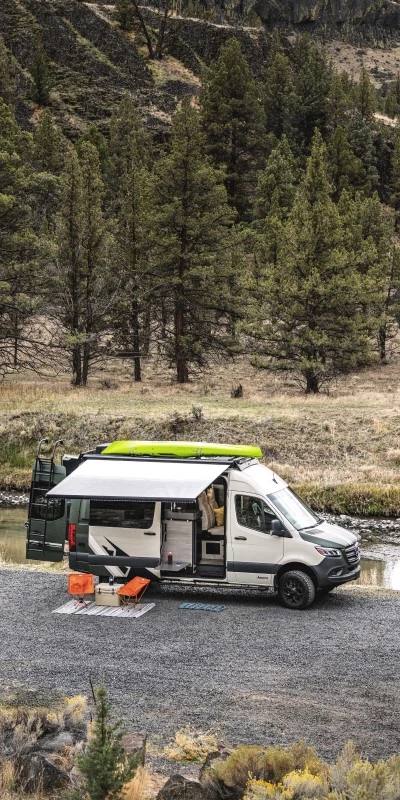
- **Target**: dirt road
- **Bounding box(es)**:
[0,569,399,763]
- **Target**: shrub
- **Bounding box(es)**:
[212,743,323,790]
[164,726,218,762]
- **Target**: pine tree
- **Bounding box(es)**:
[200,38,266,220]
[0,37,17,105]
[33,109,64,173]
[327,125,364,200]
[116,0,135,30]
[0,100,42,372]
[327,72,352,130]
[107,96,151,381]
[254,135,298,223]
[107,94,149,212]
[338,191,395,362]
[292,36,332,150]
[345,111,378,195]
[151,98,237,382]
[71,686,138,800]
[54,144,112,385]
[30,36,51,106]
[390,130,400,230]
[32,110,64,226]
[248,131,374,393]
[354,65,376,120]
[263,32,296,141]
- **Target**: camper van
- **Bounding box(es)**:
[26,440,361,609]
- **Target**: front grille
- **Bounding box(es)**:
[344,543,360,568]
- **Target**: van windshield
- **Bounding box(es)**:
[268,487,321,531]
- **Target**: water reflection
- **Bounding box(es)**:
[1,508,400,589]
[0,508,28,564]
[360,557,400,591]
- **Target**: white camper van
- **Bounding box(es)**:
[26,440,361,609]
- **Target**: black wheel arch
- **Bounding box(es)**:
[275,562,318,590]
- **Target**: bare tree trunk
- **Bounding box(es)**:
[13,313,18,367]
[304,370,319,394]
[175,302,188,383]
[131,297,142,382]
[129,0,155,57]
[154,2,169,59]
[72,345,82,386]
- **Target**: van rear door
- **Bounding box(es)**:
[26,463,67,562]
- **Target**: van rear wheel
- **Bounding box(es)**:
[278,570,316,610]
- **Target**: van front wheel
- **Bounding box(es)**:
[278,570,316,610]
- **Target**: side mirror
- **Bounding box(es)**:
[271,518,285,536]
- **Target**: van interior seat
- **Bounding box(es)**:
[198,491,215,530]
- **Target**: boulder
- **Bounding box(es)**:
[157,774,209,800]
[38,731,74,752]
[16,752,70,793]
[121,732,147,766]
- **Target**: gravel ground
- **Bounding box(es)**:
[0,568,399,767]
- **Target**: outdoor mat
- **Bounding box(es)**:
[53,601,155,618]
[179,601,226,612]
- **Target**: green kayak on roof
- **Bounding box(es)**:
[101,440,262,459]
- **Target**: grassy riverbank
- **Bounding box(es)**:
[1,359,400,516]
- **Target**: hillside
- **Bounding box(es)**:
[0,0,268,136]
[2,0,400,140]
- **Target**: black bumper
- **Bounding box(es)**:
[313,557,361,588]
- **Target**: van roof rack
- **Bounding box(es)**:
[82,452,259,471]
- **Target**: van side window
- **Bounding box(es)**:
[89,501,155,529]
[235,495,276,534]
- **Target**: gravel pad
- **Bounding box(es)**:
[0,569,399,763]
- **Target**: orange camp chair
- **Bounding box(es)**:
[68,573,95,607]
[117,576,151,606]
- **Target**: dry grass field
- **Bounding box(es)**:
[1,357,400,514]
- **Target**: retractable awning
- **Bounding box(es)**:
[47,458,228,501]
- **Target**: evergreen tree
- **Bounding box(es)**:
[254,135,298,223]
[384,73,400,117]
[54,144,112,385]
[292,37,332,150]
[30,36,51,106]
[338,190,395,362]
[116,0,135,30]
[390,130,400,230]
[327,72,352,130]
[107,94,149,212]
[0,37,17,105]
[247,131,374,393]
[33,109,64,173]
[71,686,138,800]
[354,65,376,120]
[107,96,151,380]
[327,125,364,200]
[263,32,295,141]
[345,111,378,195]
[151,98,236,382]
[200,38,266,219]
[78,124,109,173]
[0,100,43,372]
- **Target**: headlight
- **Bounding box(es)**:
[315,546,342,557]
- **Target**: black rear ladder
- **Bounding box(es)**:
[26,438,63,554]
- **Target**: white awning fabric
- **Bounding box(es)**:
[47,458,227,501]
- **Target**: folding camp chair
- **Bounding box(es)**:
[117,576,151,606]
[68,573,95,608]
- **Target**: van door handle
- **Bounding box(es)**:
[234,536,247,540]
[144,531,156,535]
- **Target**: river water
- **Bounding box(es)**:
[0,508,399,589]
